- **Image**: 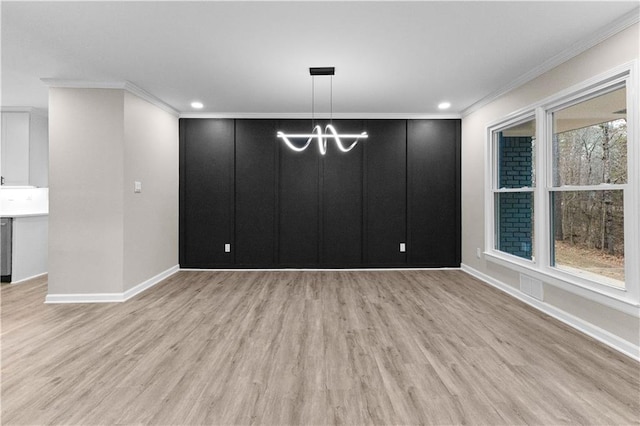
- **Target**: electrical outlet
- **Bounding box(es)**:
[476,248,482,259]
[224,243,231,253]
[400,243,406,253]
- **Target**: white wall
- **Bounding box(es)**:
[461,24,639,348]
[123,92,178,291]
[49,88,125,295]
[48,88,178,298]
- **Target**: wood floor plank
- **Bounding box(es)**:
[2,270,638,425]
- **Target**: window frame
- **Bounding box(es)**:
[484,61,639,311]
[490,114,537,263]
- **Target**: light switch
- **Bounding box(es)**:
[134,181,142,193]
[224,243,231,253]
[400,243,406,252]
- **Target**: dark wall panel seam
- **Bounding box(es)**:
[274,121,280,265]
[233,119,237,265]
[456,120,462,265]
[362,122,368,265]
[318,150,323,265]
[178,119,187,266]
[405,119,410,264]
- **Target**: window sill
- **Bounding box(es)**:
[484,251,639,316]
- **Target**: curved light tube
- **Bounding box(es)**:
[276,124,368,155]
[276,131,313,152]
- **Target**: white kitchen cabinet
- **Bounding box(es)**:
[11,215,48,283]
[0,187,49,283]
[1,112,30,186]
[1,111,48,187]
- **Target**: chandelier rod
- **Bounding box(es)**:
[311,75,315,128]
[330,75,333,125]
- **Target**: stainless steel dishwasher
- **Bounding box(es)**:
[1,218,12,282]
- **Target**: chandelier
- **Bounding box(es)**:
[276,67,368,155]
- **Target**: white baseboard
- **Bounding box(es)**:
[122,265,179,301]
[179,267,461,272]
[45,265,179,304]
[45,292,128,304]
[8,272,48,285]
[461,263,640,362]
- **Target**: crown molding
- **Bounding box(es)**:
[179,112,462,119]
[37,81,461,119]
[122,81,179,116]
[462,7,640,117]
[40,79,179,116]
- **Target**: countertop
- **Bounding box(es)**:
[1,187,49,219]
[1,213,49,218]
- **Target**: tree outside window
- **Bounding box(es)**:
[550,87,626,288]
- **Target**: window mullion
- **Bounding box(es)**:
[535,107,549,270]
[549,184,628,192]
[624,66,639,302]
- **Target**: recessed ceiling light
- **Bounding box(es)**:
[191,101,204,109]
[438,101,451,110]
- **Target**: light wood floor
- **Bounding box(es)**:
[1,271,638,425]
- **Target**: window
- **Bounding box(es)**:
[549,87,627,288]
[492,118,535,260]
[486,63,637,303]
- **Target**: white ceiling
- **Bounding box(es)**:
[2,1,638,116]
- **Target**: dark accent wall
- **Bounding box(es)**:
[180,118,460,268]
[364,120,407,266]
[407,120,461,267]
[278,120,320,267]
[179,119,235,267]
[321,120,366,266]
[235,120,277,266]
